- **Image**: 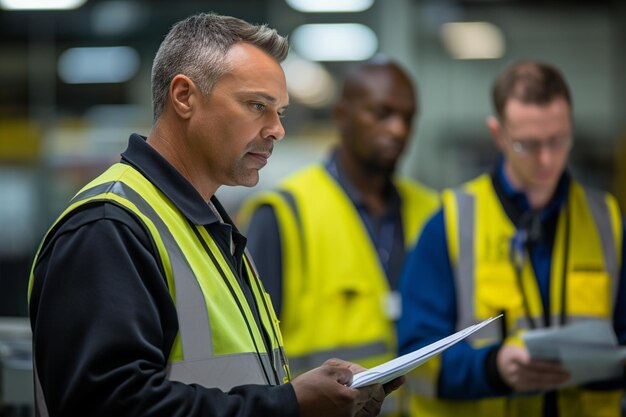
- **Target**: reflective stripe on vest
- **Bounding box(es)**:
[406,176,623,417]
[584,188,620,310]
[239,165,438,376]
[71,180,284,390]
[29,162,290,417]
[452,182,619,339]
[74,181,214,361]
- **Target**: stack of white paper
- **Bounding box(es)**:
[522,320,626,386]
[351,315,502,388]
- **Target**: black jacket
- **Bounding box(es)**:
[29,134,298,417]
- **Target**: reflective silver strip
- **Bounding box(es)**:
[168,352,270,391]
[405,371,436,397]
[272,347,288,382]
[74,181,213,361]
[583,188,619,310]
[452,186,619,343]
[404,189,476,399]
[287,341,389,374]
[454,191,477,331]
[454,190,501,342]
[33,360,49,417]
[72,181,272,388]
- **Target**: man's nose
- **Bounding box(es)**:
[387,114,410,138]
[263,113,286,142]
[536,144,555,165]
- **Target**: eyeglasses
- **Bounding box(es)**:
[502,126,572,156]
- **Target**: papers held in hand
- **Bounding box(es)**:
[350,315,502,388]
[522,319,626,386]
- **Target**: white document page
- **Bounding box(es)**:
[350,315,502,388]
[522,320,626,386]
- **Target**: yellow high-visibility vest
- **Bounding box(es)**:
[407,173,623,417]
[239,165,438,415]
[30,163,289,416]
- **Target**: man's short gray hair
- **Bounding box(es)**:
[151,12,289,121]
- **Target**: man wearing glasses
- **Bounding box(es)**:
[396,60,625,417]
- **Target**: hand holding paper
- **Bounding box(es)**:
[497,343,571,391]
[522,320,626,387]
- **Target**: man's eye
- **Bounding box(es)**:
[372,107,391,119]
[252,102,266,111]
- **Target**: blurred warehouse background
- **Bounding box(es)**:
[0,0,625,414]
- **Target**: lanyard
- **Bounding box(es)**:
[191,223,281,386]
[510,228,538,329]
[245,249,291,382]
[509,207,570,330]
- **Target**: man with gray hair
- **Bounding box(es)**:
[28,12,402,417]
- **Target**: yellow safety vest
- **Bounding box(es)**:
[239,165,438,414]
[408,173,623,417]
[29,163,289,416]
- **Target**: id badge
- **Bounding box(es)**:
[384,290,402,320]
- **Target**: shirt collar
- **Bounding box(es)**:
[496,156,570,220]
[120,134,222,226]
[324,149,402,213]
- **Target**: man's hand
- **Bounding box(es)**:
[352,375,405,417]
[497,343,570,392]
[291,358,404,417]
[341,360,405,417]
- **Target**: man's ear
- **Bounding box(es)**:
[486,115,505,151]
[169,74,198,119]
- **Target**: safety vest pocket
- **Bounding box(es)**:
[567,271,611,317]
[322,280,384,346]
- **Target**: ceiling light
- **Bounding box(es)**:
[0,0,86,10]
[291,23,378,62]
[282,54,336,107]
[58,46,140,84]
[285,0,374,13]
[440,22,505,60]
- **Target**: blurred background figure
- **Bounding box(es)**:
[397,59,626,417]
[238,57,438,415]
